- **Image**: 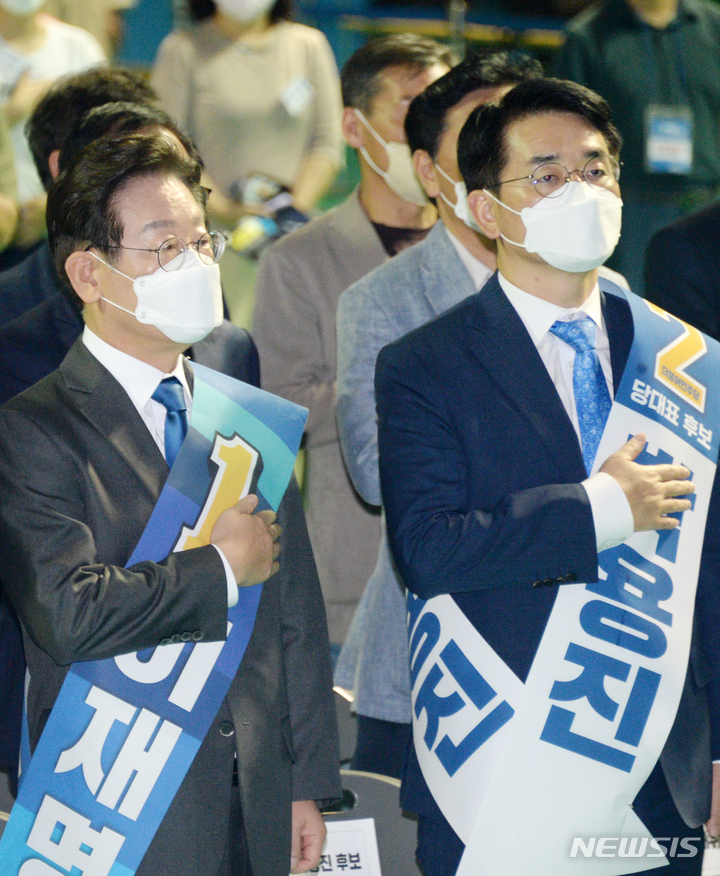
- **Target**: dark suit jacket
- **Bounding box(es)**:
[645,200,720,342]
[0,339,339,876]
[375,273,715,831]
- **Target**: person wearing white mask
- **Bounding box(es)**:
[252,35,452,664]
[332,52,544,782]
[0,130,340,876]
[0,0,104,260]
[375,77,713,876]
[152,0,343,237]
[152,0,345,327]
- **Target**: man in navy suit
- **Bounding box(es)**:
[376,79,716,876]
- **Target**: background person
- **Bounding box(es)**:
[0,109,18,253]
[644,201,720,341]
[152,0,344,326]
[45,0,138,57]
[0,66,155,325]
[334,51,544,779]
[0,0,104,261]
[251,33,453,655]
[555,0,720,296]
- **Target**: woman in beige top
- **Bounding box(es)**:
[152,0,344,227]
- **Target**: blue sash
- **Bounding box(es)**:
[0,364,306,876]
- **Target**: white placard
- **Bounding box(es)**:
[703,847,720,876]
[312,818,382,875]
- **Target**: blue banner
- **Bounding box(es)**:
[0,364,307,876]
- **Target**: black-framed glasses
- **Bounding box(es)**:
[104,231,226,271]
[497,156,621,199]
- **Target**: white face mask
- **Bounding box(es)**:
[0,0,44,14]
[434,162,481,233]
[89,249,223,345]
[354,108,429,207]
[484,181,622,273]
[214,0,275,23]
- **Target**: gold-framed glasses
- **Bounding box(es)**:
[497,156,621,199]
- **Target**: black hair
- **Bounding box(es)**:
[188,0,294,25]
[405,50,544,158]
[57,101,201,175]
[48,132,206,307]
[26,67,157,192]
[457,77,622,194]
[340,33,457,113]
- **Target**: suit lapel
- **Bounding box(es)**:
[326,188,388,278]
[466,274,587,480]
[600,283,634,393]
[60,340,168,501]
[419,223,477,315]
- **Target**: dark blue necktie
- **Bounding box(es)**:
[549,317,612,475]
[152,376,188,467]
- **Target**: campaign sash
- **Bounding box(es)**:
[0,363,307,876]
[408,288,720,876]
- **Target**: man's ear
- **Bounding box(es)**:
[413,150,441,200]
[342,107,363,150]
[47,149,60,181]
[468,190,501,239]
[65,250,102,305]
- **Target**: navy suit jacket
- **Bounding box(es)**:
[376,272,715,829]
[0,241,56,327]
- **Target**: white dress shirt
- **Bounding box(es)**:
[496,274,634,552]
[82,326,238,605]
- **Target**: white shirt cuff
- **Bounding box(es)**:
[212,544,238,608]
[582,471,634,553]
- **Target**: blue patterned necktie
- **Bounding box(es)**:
[152,376,188,468]
[549,316,612,474]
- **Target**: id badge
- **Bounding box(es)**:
[644,104,693,174]
[280,76,315,117]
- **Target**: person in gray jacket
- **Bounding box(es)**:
[252,34,454,651]
[334,52,543,777]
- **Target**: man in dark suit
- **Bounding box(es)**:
[375,78,716,876]
[0,97,254,790]
[0,131,338,874]
[645,202,720,340]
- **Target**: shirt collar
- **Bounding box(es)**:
[444,225,494,291]
[497,272,606,346]
[82,325,190,413]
